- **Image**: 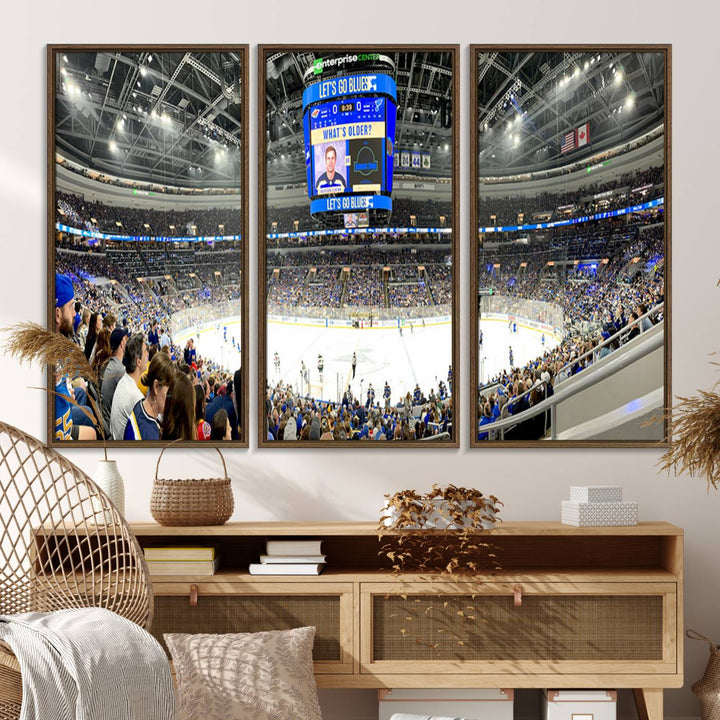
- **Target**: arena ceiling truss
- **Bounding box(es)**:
[265,50,455,184]
[55,51,244,189]
[476,50,665,175]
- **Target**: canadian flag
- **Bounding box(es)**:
[576,122,590,147]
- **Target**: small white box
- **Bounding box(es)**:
[561,501,638,527]
[378,688,513,720]
[543,689,616,720]
[570,486,623,503]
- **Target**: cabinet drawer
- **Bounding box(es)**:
[151,581,354,674]
[360,582,677,676]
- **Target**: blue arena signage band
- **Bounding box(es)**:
[266,226,453,240]
[310,194,392,214]
[56,223,241,243]
[479,198,664,233]
[303,74,397,106]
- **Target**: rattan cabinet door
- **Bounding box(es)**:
[360,581,677,681]
[151,581,354,674]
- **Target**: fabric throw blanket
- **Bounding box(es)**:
[0,608,176,720]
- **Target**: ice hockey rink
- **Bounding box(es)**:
[175,312,561,405]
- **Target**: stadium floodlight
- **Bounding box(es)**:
[573,67,580,77]
[140,67,147,77]
[444,143,449,151]
[615,70,624,84]
[626,95,635,108]
[62,55,68,63]
[147,54,153,63]
[109,140,118,152]
[60,67,67,76]
[584,61,589,70]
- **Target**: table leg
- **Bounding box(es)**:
[633,688,663,720]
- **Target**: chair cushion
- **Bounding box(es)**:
[165,626,322,720]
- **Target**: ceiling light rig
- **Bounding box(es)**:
[481,77,522,133]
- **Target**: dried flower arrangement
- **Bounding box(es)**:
[378,484,503,575]
[657,279,720,490]
[377,485,503,657]
[659,383,720,490]
[2,321,106,455]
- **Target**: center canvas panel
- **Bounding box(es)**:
[260,47,458,446]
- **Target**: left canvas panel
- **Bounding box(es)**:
[48,46,249,447]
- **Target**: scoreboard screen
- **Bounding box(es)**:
[303,73,397,217]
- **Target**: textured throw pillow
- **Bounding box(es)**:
[164,626,322,720]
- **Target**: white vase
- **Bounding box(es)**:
[93,460,125,517]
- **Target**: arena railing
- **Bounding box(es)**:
[477,317,663,441]
[554,302,664,386]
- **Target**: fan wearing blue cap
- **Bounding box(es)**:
[54,274,76,440]
[54,274,94,441]
[55,273,75,337]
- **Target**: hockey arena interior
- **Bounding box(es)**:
[473,50,666,444]
[50,48,666,445]
[53,50,245,442]
[263,50,457,443]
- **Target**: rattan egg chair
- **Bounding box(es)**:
[0,421,153,719]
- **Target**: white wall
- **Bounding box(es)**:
[0,3,718,719]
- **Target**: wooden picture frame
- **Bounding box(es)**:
[470,45,671,447]
[48,45,249,447]
[259,45,459,447]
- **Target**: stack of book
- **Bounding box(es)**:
[144,546,220,575]
[248,539,325,575]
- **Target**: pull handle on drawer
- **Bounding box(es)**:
[190,584,198,607]
[513,584,522,607]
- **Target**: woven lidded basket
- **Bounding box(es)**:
[150,444,233,526]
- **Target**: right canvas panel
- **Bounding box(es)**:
[470,46,670,446]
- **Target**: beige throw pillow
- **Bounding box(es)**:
[165,626,322,720]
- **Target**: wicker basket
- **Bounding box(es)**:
[688,629,720,720]
[150,444,234,526]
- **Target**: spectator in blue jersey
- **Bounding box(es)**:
[413,384,422,406]
[183,338,197,366]
[124,351,174,440]
[315,146,346,193]
[54,274,82,440]
[148,320,159,347]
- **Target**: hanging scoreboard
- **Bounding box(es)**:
[303,73,397,219]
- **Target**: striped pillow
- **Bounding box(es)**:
[165,626,322,720]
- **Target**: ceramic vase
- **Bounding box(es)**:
[93,459,125,516]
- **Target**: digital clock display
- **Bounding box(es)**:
[339,102,354,113]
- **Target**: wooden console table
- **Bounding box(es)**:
[130,521,683,720]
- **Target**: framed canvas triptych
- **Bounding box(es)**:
[45,44,669,449]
